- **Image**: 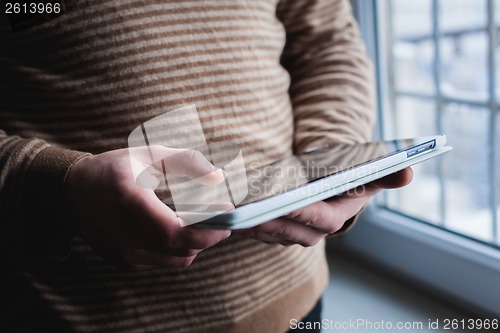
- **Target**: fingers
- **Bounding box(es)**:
[334,167,414,200]
[236,218,325,247]
[119,248,198,269]
[94,240,198,269]
[285,168,414,234]
[173,225,232,249]
[235,182,377,247]
[128,189,231,251]
[285,200,350,234]
[81,221,201,269]
[235,230,296,246]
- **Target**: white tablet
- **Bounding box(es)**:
[173,135,451,229]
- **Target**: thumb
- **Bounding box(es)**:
[370,167,413,190]
[164,149,226,184]
[135,147,226,189]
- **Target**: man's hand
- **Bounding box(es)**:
[235,168,413,246]
[65,146,231,269]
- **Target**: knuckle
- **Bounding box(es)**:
[184,149,202,163]
[286,209,302,219]
[172,256,195,268]
[325,221,343,234]
[183,230,212,249]
[195,238,212,249]
[154,226,174,247]
[300,237,321,247]
[238,228,258,239]
[179,249,200,257]
[308,208,327,227]
[196,235,214,249]
[270,223,293,239]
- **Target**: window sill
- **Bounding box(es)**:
[327,205,500,317]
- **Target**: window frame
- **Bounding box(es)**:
[335,0,500,316]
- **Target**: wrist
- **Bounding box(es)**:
[14,147,91,261]
[64,154,93,192]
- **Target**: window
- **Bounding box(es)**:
[338,0,500,316]
[377,0,499,246]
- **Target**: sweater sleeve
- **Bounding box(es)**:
[277,0,376,234]
[0,130,89,262]
[277,0,376,154]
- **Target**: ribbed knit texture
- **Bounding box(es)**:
[0,1,374,332]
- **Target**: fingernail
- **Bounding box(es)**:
[220,230,231,241]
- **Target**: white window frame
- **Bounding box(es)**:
[333,0,500,316]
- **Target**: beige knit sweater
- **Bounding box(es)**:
[0,0,374,332]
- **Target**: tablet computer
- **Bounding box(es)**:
[170,135,451,229]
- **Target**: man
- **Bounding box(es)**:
[0,0,411,332]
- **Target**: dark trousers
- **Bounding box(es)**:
[287,298,322,333]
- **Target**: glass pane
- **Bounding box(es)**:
[391,0,433,38]
[440,0,487,31]
[442,103,493,242]
[391,0,435,93]
[386,97,442,224]
[439,33,488,101]
[393,97,438,137]
[439,0,488,101]
[393,41,435,94]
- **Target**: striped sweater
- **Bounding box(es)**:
[0,0,374,332]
